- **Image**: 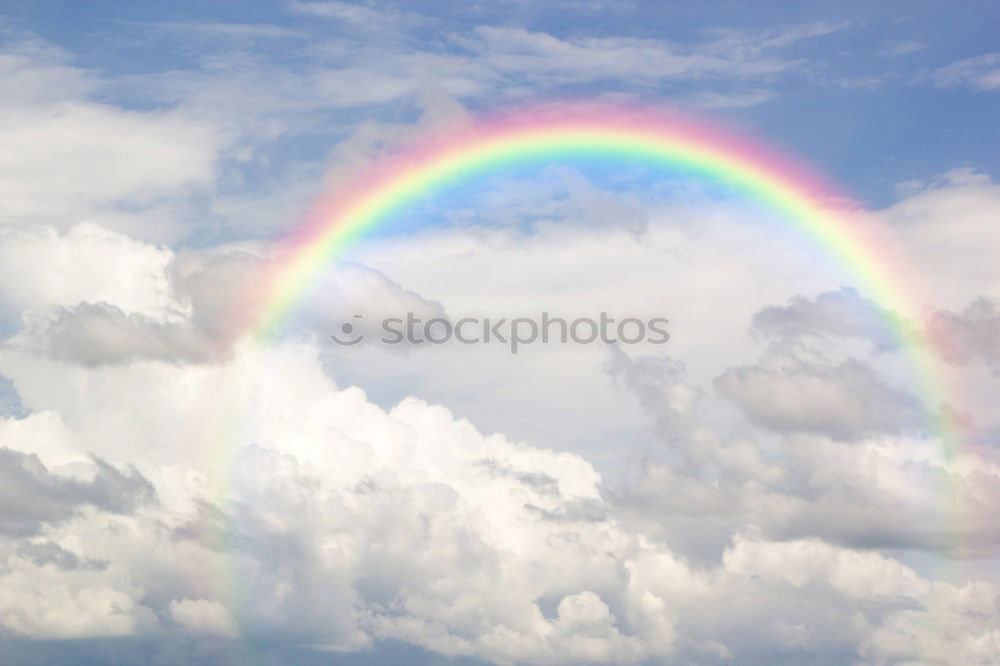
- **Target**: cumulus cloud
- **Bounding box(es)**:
[0,562,156,640]
[0,288,996,664]
[0,223,178,317]
[606,342,998,560]
[0,341,988,663]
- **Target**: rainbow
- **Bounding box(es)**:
[246,101,957,456]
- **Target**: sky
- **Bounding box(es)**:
[0,1,998,664]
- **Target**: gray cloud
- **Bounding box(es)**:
[479,458,562,497]
[751,288,901,352]
[15,540,107,571]
[603,340,997,560]
[38,302,214,366]
[0,448,155,536]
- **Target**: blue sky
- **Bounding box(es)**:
[0,2,998,665]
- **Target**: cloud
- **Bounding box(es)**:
[288,0,433,33]
[751,288,901,352]
[921,52,1000,90]
[451,24,829,88]
[0,222,447,365]
[0,448,155,536]
[877,40,928,57]
[0,14,856,248]
[0,223,178,317]
[698,21,848,51]
[0,40,220,225]
[714,354,925,438]
[687,89,773,109]
[607,342,997,559]
[285,5,845,95]
[0,329,993,661]
[928,297,1000,373]
[857,580,1000,665]
[141,21,307,40]
[167,599,238,638]
[24,303,213,367]
[0,562,156,639]
[14,540,107,572]
[879,169,1000,308]
[0,32,95,106]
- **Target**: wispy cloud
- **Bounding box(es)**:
[688,89,773,109]
[136,21,307,39]
[921,52,1000,90]
[452,22,847,87]
[877,40,928,57]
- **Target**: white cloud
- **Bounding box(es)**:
[0,325,995,661]
[0,223,178,316]
[0,33,223,242]
[0,82,218,227]
[858,580,1000,665]
[0,559,155,639]
[879,169,1000,308]
[0,103,215,218]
